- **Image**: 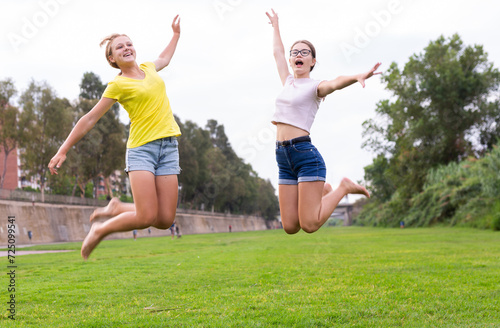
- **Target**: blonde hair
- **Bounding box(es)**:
[100,34,129,69]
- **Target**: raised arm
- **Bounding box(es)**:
[317,62,382,98]
[153,15,181,72]
[266,9,290,85]
[48,97,115,175]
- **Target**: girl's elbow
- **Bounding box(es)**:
[80,113,98,129]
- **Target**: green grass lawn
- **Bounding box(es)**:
[2,227,500,327]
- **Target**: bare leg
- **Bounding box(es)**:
[323,183,333,196]
[278,184,301,234]
[298,177,369,233]
[153,175,178,229]
[82,171,180,259]
[81,222,105,259]
[90,197,135,222]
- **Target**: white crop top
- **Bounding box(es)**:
[271,75,323,133]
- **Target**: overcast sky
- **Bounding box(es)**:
[2,0,499,199]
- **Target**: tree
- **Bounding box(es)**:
[206,119,237,161]
[362,34,500,200]
[0,78,20,189]
[362,154,395,202]
[70,73,126,198]
[176,118,279,219]
[18,80,73,200]
[177,118,211,207]
[255,178,280,221]
[80,72,106,100]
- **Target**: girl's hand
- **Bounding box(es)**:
[48,152,67,175]
[358,62,382,88]
[172,15,180,34]
[266,9,279,27]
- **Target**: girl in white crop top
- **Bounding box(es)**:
[266,9,381,234]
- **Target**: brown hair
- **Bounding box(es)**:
[291,40,316,72]
[100,34,129,69]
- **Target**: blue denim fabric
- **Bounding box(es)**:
[275,140,326,185]
[125,137,181,175]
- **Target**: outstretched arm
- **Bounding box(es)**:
[317,62,382,98]
[266,9,290,85]
[48,97,115,175]
[154,15,181,72]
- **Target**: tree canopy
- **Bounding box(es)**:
[178,118,278,220]
[18,80,73,201]
[359,34,500,227]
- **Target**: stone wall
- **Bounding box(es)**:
[0,200,272,245]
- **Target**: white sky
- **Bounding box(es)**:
[1,0,499,199]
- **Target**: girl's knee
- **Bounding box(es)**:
[300,222,320,234]
[154,220,174,230]
[153,212,176,230]
[136,209,158,228]
[143,215,158,228]
[283,224,301,234]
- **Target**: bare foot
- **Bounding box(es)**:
[322,183,333,197]
[340,177,370,198]
[90,197,120,222]
[81,222,104,260]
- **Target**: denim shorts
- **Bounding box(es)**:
[125,137,181,176]
[275,137,326,185]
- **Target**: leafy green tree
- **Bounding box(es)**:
[255,178,280,221]
[176,118,279,219]
[18,80,73,201]
[362,34,500,200]
[177,118,211,208]
[79,72,106,100]
[206,119,237,161]
[71,73,126,198]
[363,154,395,202]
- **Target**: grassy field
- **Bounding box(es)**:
[2,227,499,327]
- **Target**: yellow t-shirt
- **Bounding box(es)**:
[102,62,181,148]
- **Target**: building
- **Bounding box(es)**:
[0,146,20,190]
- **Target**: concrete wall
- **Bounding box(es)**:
[0,200,272,245]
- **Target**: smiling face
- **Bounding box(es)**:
[289,41,316,78]
[108,36,137,69]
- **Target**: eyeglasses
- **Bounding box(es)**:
[290,49,312,57]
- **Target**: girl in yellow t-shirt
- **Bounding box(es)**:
[48,15,182,260]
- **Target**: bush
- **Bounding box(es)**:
[492,212,500,231]
[358,145,500,229]
[21,186,39,192]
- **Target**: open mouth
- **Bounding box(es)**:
[295,59,303,67]
[124,52,132,57]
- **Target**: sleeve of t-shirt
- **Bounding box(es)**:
[102,80,120,100]
[140,61,157,75]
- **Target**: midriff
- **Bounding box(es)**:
[275,122,310,142]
